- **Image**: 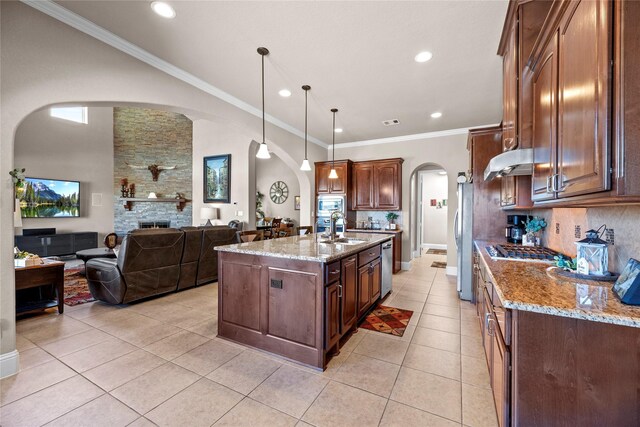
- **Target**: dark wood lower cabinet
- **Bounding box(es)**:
[491,312,510,427]
[325,282,340,350]
[341,255,358,331]
[357,264,372,317]
[370,258,381,301]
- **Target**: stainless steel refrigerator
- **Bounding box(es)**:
[454,178,474,301]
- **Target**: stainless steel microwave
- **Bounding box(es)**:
[317,195,345,216]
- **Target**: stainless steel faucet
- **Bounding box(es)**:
[329,210,344,240]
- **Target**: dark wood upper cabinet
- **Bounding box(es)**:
[502,23,518,151]
[352,158,403,211]
[315,160,351,195]
[531,30,558,203]
[353,163,374,210]
[556,0,611,198]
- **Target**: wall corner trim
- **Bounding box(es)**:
[401,262,412,271]
[0,350,20,379]
[445,266,458,276]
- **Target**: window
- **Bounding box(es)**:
[50,107,88,124]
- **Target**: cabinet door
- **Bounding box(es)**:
[374,162,401,210]
[15,236,47,257]
[557,0,611,198]
[483,288,493,378]
[357,264,371,317]
[326,282,341,350]
[47,235,74,256]
[503,23,518,150]
[491,313,510,427]
[353,163,374,210]
[531,31,558,202]
[500,176,516,207]
[329,163,348,193]
[370,258,381,302]
[316,163,331,194]
[341,256,358,331]
[74,232,98,251]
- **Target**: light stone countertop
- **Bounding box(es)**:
[475,240,640,328]
[215,232,392,263]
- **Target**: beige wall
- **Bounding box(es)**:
[0,2,324,369]
[256,154,301,226]
[334,132,469,269]
[13,107,114,239]
[421,171,449,246]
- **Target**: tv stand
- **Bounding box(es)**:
[15,232,98,257]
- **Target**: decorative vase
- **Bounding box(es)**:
[522,232,539,247]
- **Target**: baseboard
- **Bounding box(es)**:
[421,243,447,250]
[446,266,458,276]
[401,262,412,271]
[412,250,421,258]
[0,350,19,379]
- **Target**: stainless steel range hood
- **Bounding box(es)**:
[484,148,533,181]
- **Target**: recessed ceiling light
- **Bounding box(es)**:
[278,89,291,97]
[151,1,176,19]
[414,51,433,63]
[431,112,442,118]
[334,128,343,133]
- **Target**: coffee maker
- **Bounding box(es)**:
[505,215,531,244]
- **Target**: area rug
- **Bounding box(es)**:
[431,261,447,269]
[64,267,95,306]
[427,249,447,255]
[359,305,413,337]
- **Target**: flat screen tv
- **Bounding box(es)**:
[17,177,80,218]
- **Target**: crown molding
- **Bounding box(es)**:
[332,125,500,149]
[21,0,329,149]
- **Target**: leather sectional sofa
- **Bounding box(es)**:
[85,226,236,304]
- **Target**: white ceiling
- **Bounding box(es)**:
[53,0,508,144]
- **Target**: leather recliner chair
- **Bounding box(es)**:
[86,228,185,304]
[177,227,204,291]
[196,225,237,285]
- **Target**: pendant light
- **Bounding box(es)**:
[300,85,312,171]
[255,47,271,159]
[328,108,339,179]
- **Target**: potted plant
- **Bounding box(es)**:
[385,212,399,230]
[523,216,547,246]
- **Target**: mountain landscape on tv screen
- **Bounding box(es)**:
[18,178,80,218]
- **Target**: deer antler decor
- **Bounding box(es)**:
[125,162,177,181]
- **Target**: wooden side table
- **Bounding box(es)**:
[15,260,65,314]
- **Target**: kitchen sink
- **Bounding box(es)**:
[320,238,367,245]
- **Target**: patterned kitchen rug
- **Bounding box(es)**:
[426,249,447,255]
[431,261,447,269]
[64,267,95,306]
[359,305,413,337]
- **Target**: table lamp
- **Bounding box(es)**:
[200,207,218,226]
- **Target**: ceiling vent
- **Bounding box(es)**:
[382,119,400,126]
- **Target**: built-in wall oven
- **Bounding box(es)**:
[316,195,346,233]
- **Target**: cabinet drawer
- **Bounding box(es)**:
[325,261,341,284]
[358,245,381,267]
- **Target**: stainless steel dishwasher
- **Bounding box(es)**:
[381,239,393,298]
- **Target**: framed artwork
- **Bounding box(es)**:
[442,199,447,206]
[203,154,231,203]
[613,258,640,305]
[294,196,301,210]
[430,199,437,206]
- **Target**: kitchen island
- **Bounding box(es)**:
[473,240,640,426]
[215,232,392,369]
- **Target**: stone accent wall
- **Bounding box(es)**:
[113,108,192,235]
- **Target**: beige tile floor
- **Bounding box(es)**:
[1,253,497,427]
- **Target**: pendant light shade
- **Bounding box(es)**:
[329,108,338,179]
[300,85,312,171]
[255,47,271,159]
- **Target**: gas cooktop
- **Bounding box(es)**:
[485,244,559,263]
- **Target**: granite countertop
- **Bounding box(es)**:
[345,228,403,234]
[215,232,392,263]
[475,240,640,328]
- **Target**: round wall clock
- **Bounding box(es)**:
[270,181,289,204]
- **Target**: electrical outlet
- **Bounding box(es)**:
[556,222,560,234]
[574,225,581,239]
[605,228,615,245]
[270,279,283,289]
[236,210,243,217]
